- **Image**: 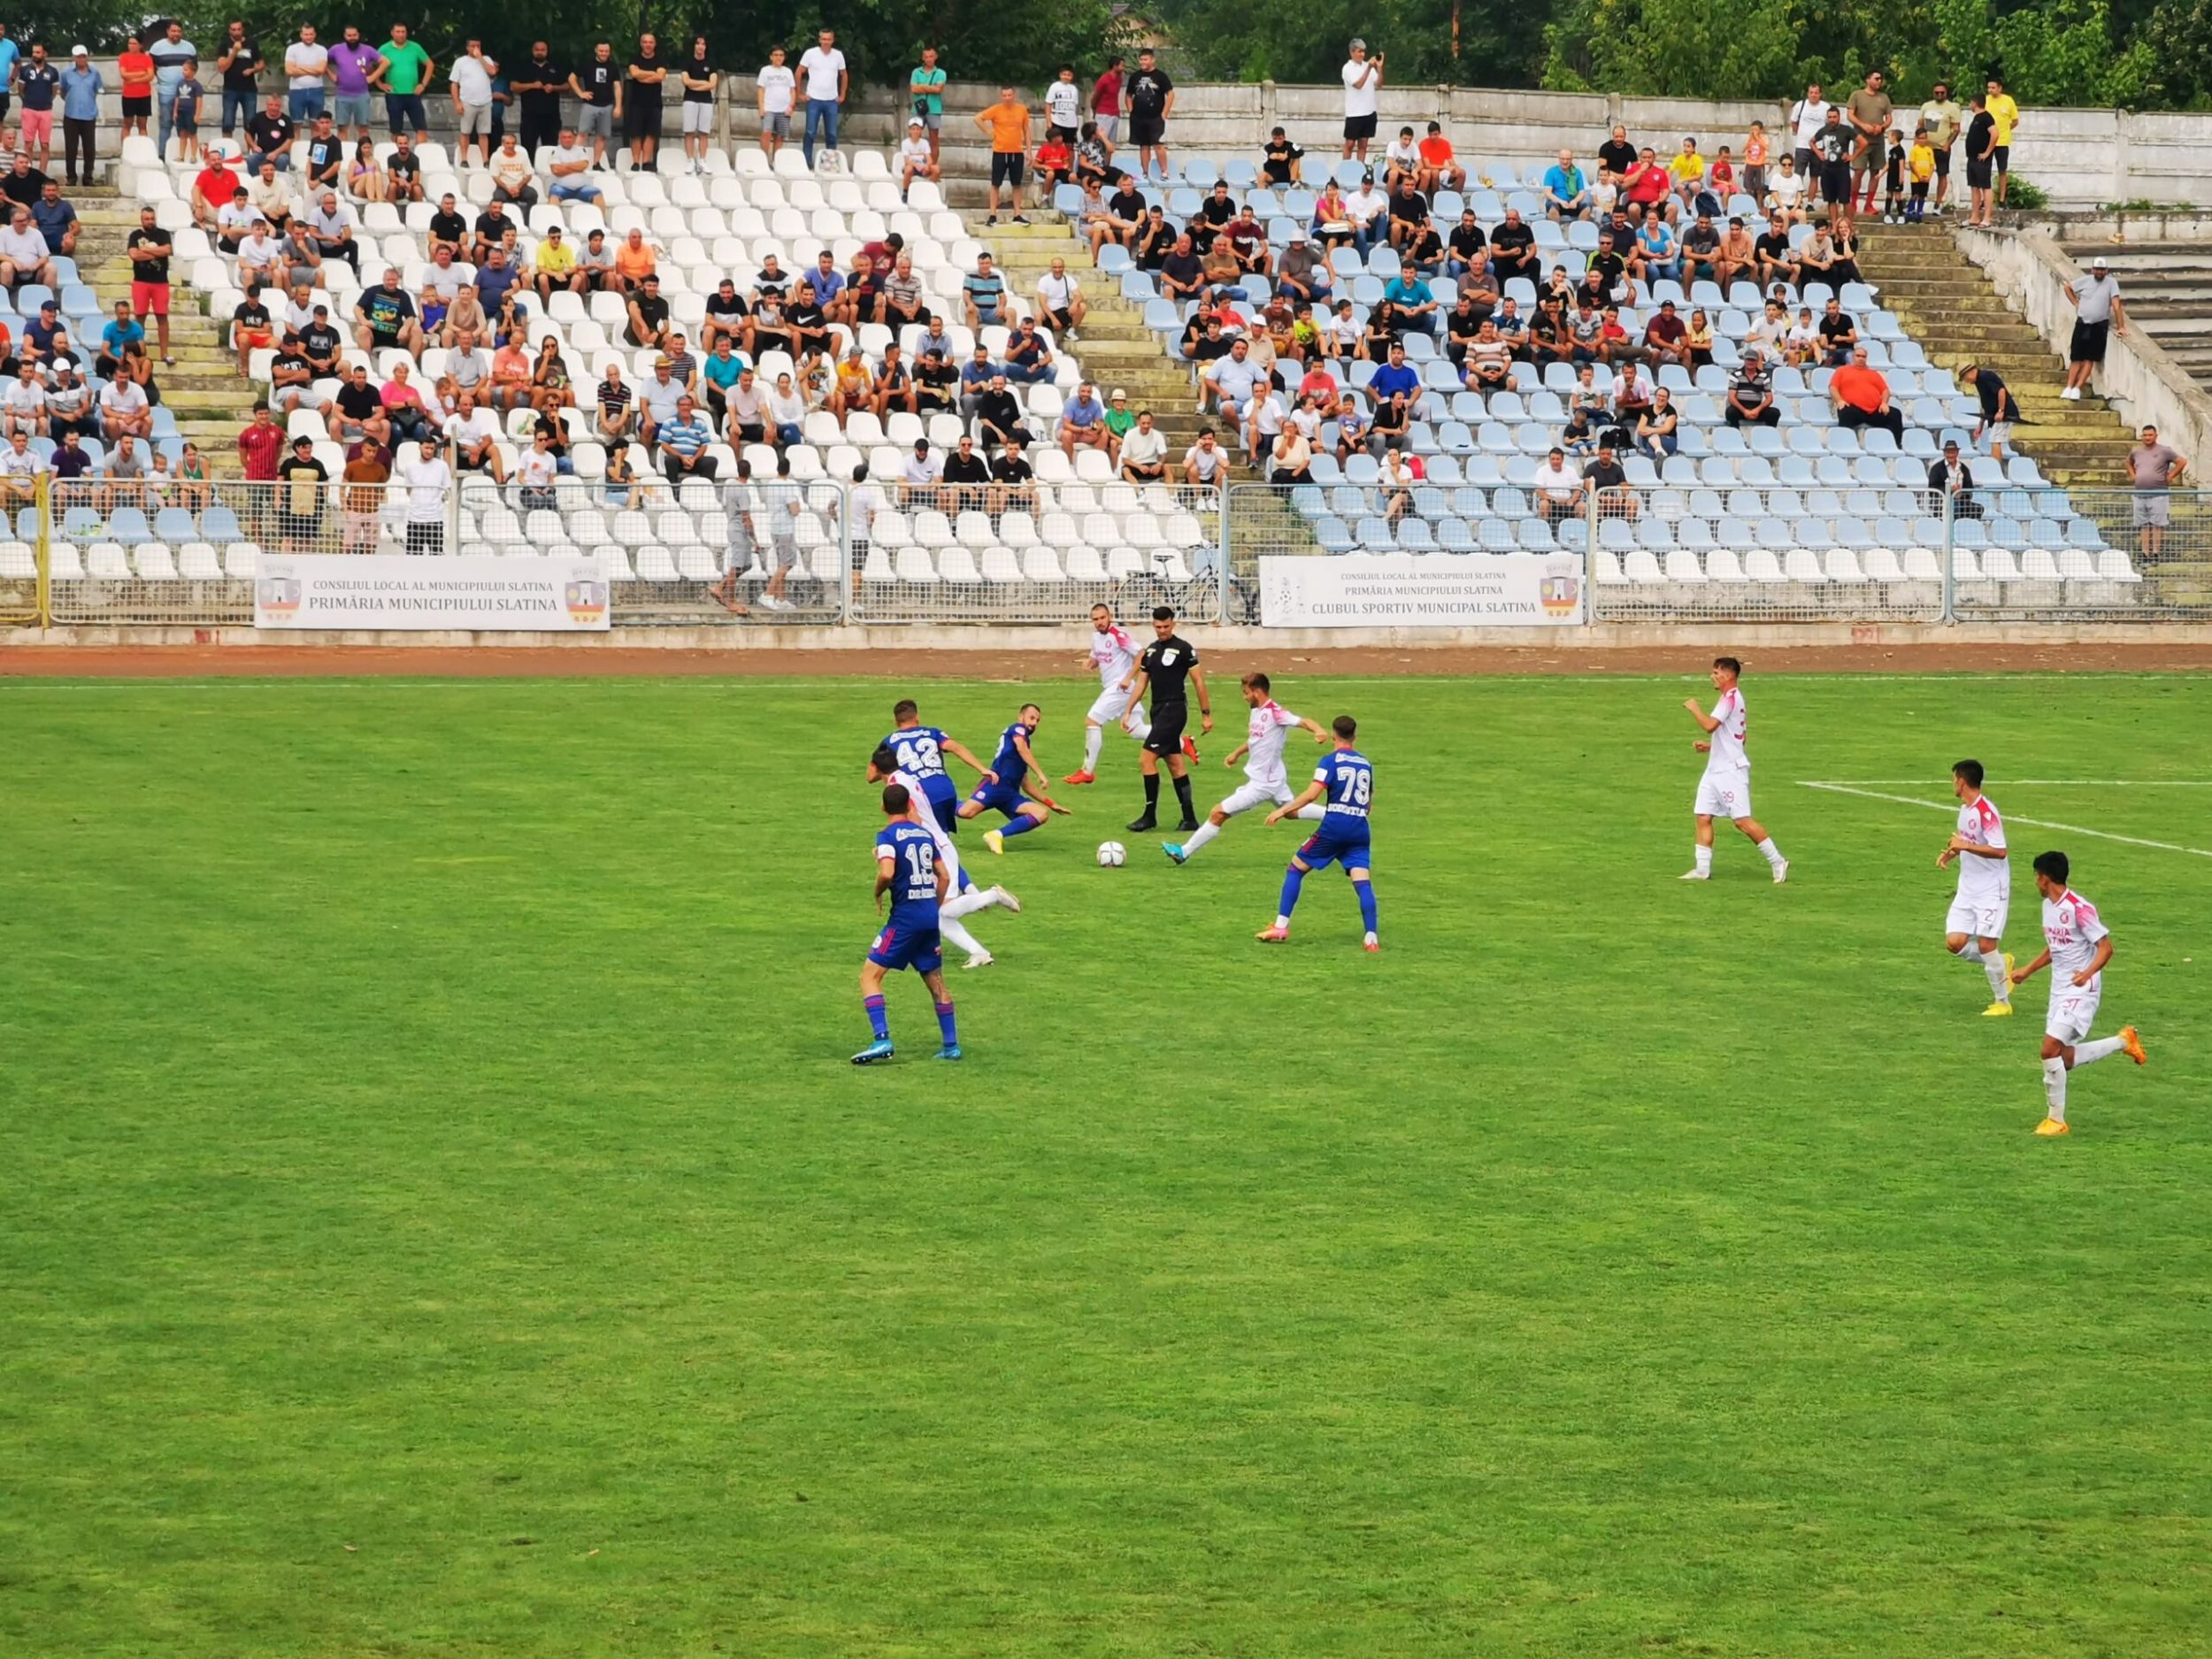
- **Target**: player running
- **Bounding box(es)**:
[1064,604,1152,784]
[881,699,994,835]
[958,703,1073,853]
[1163,672,1327,863]
[1256,714,1379,952]
[855,783,964,1064]
[1122,605,1212,834]
[1681,656,1789,883]
[1938,758,2014,1015]
[869,745,1020,969]
[2009,849,2147,1135]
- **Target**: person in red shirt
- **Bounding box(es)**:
[117,35,158,142]
[1828,347,1903,437]
[1622,146,1674,224]
[237,404,286,480]
[1091,56,1124,146]
[190,152,242,231]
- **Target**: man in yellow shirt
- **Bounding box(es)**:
[531,224,580,301]
[973,85,1033,227]
[1985,77,2020,206]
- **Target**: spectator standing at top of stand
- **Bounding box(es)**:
[1341,41,1382,163]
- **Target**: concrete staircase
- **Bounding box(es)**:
[1855,221,2134,491]
[2055,237,2212,388]
[70,182,260,474]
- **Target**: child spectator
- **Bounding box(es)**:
[1883,129,1907,222]
[1741,122,1769,201]
[172,60,204,164]
[1906,129,1935,222]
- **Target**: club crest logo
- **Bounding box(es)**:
[257,576,302,618]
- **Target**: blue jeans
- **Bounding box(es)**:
[288,87,325,121]
[156,80,181,155]
[803,98,839,164]
[221,88,254,134]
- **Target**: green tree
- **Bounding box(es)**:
[1542,0,1801,97]
[2141,0,2212,105]
[1152,0,1546,88]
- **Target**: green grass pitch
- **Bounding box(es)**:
[4,668,2210,1656]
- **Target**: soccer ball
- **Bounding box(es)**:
[1096,841,1127,867]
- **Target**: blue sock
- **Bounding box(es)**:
[935,1001,957,1045]
[1355,877,1379,933]
[864,995,889,1041]
[1001,814,1041,837]
[1277,864,1307,920]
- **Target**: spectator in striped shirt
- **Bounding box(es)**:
[656,394,717,481]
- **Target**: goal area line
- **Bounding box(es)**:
[1798,781,2212,860]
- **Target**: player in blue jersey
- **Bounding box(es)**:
[870,745,1023,968]
[881,698,995,835]
[957,703,1072,854]
[1256,714,1379,952]
[856,782,964,1064]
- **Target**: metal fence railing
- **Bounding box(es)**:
[8,470,2206,629]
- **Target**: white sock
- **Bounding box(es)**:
[1985,955,2011,1002]
[1955,940,1984,964]
[1759,838,1786,868]
[1694,844,1712,875]
[1273,913,1290,930]
[1181,820,1221,856]
[2074,1036,2124,1068]
[941,887,994,921]
[2043,1057,2067,1122]
[1127,711,1151,743]
[1082,724,1102,772]
[1295,803,1325,820]
[939,913,988,959]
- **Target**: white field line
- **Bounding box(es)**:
[1814,779,2212,787]
[1799,781,2212,859]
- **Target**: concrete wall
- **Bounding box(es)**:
[1960,224,2212,467]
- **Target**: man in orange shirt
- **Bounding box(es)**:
[612,226,657,292]
[1416,122,1465,194]
[1828,345,1903,438]
[973,85,1032,226]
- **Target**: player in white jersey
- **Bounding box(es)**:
[1161,672,1328,863]
[2008,849,2147,1135]
[1680,655,1789,883]
[1937,758,2015,1015]
[869,745,1022,968]
[1063,603,1152,784]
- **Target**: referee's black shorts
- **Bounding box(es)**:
[1144,704,1187,757]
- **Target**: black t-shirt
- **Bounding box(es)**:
[1138,635,1197,707]
[787,296,826,331]
[1187,332,1228,362]
[300,322,342,360]
[306,134,342,176]
[942,451,990,484]
[1818,313,1855,348]
[222,39,264,92]
[249,112,296,156]
[336,380,381,419]
[976,389,1022,433]
[1262,138,1304,184]
[1447,305,1483,343]
[1967,111,1996,158]
[1127,69,1172,119]
[1448,223,1486,259]
[0,169,51,210]
[706,292,749,323]
[1684,224,1720,257]
[579,59,618,107]
[388,151,421,184]
[1199,196,1233,230]
[1812,126,1851,166]
[473,210,512,241]
[127,227,173,284]
[681,57,714,102]
[270,349,311,382]
[629,52,664,103]
[1598,138,1638,176]
[1974,370,2009,418]
[1406,227,1442,263]
[1588,250,1626,289]
[1755,230,1791,261]
[991,454,1033,484]
[278,455,327,495]
[1586,455,1627,489]
[916,358,957,394]
[1136,224,1174,268]
[429,210,468,245]
[233,300,272,333]
[519,56,565,115]
[628,293,670,332]
[1161,251,1202,289]
[1387,188,1427,224]
[1107,186,1145,221]
[1491,221,1535,261]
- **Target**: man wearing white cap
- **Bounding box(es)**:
[58,48,104,188]
[897,118,938,198]
[2061,255,2126,401]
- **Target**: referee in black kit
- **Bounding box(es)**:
[1120,605,1213,833]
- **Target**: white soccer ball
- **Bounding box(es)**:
[1096,841,1126,867]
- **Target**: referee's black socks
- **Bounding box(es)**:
[1172,775,1196,820]
[1144,772,1161,809]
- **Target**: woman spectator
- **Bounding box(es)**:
[379,358,434,442]
[1377,443,1418,518]
[1636,385,1679,459]
[767,370,807,446]
[1033,127,1074,208]
[345,138,387,203]
[1311,181,1357,251]
[529,337,574,418]
[602,440,643,509]
[175,442,214,511]
[118,35,157,143]
[1356,299,1400,361]
[1685,309,1715,371]
[1073,121,1114,191]
[1269,422,1312,485]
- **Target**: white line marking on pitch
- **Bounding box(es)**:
[1817,778,2212,787]
[1799,781,2212,859]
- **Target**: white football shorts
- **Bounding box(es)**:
[1946,899,2007,940]
[1087,686,1139,726]
[1219,780,1295,818]
[1694,766,1752,818]
[2047,986,2101,1045]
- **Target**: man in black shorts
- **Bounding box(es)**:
[1118,604,1213,833]
[1811,106,1855,234]
[1125,49,1173,185]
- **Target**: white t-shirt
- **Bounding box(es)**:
[2041,889,2108,991]
[1244,699,1303,788]
[1207,356,1263,404]
[1704,684,1748,772]
[1955,793,2010,906]
[0,444,43,476]
[899,135,932,168]
[1341,58,1379,119]
[1384,136,1418,171]
[1346,185,1388,225]
[102,380,150,417]
[518,448,557,487]
[0,226,48,264]
[1121,426,1168,468]
[549,142,592,178]
[1036,271,1079,311]
[1088,623,1136,688]
[757,64,795,114]
[1770,171,1806,209]
[1790,99,1832,149]
[286,41,328,88]
[444,407,498,448]
[798,48,845,104]
[1044,81,1080,127]
[1534,457,1581,498]
[451,55,495,108]
[399,451,450,518]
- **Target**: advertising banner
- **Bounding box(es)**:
[254,556,612,632]
[1258,554,1584,628]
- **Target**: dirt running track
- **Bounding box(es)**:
[7,641,2212,680]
